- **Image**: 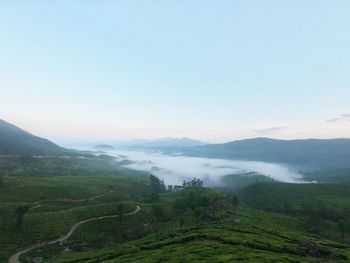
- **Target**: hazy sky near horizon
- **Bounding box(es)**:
[1,1,350,143]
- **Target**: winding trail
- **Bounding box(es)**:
[9,205,141,263]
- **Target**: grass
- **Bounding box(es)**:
[0,156,141,178]
[303,168,350,183]
[1,158,350,263]
[0,174,150,263]
[215,172,275,193]
[46,205,350,263]
[238,181,350,243]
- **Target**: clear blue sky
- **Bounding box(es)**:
[1,1,350,143]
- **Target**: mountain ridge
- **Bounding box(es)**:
[0,119,64,156]
[161,137,350,170]
[118,137,207,148]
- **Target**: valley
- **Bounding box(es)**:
[2,2,350,262]
[0,120,350,263]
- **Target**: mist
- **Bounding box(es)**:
[104,149,302,186]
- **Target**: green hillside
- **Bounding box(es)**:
[168,138,350,170]
[46,190,350,263]
[303,168,350,183]
[0,174,149,263]
[0,119,64,156]
[1,167,350,263]
[238,182,350,243]
[1,123,350,263]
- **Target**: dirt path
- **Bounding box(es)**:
[8,205,141,263]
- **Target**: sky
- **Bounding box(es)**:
[1,1,350,144]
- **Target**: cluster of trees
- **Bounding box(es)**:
[148,175,205,196]
[0,206,12,231]
[145,175,166,203]
[182,178,204,188]
[249,197,350,244]
[174,191,211,212]
[16,205,30,227]
[149,174,166,193]
[145,175,241,239]
[0,205,30,231]
[166,178,204,193]
[299,203,350,243]
[147,175,207,237]
[147,175,167,237]
[232,195,239,211]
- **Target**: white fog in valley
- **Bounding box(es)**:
[101,149,302,186]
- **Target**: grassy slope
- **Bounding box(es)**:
[168,138,350,170]
[238,182,350,210]
[0,156,135,178]
[45,188,350,263]
[0,119,64,156]
[47,206,350,263]
[238,182,350,243]
[303,168,350,183]
[0,175,149,263]
[215,172,275,193]
[1,157,350,263]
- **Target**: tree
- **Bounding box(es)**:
[117,203,124,219]
[149,175,166,193]
[345,219,350,243]
[194,207,202,223]
[152,204,164,238]
[339,220,345,243]
[0,176,3,188]
[173,185,182,192]
[179,216,185,228]
[0,206,11,231]
[283,202,291,214]
[232,195,239,212]
[182,178,204,188]
[149,192,160,203]
[16,205,30,228]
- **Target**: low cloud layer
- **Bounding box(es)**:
[253,126,289,135]
[327,114,350,123]
[105,149,302,186]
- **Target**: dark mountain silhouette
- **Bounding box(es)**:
[0,119,64,156]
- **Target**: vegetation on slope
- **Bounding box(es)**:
[0,119,64,156]
[0,141,350,263]
[303,168,350,183]
[47,202,350,263]
[0,156,134,178]
[0,174,150,263]
[166,137,350,170]
[215,172,275,193]
[238,182,350,244]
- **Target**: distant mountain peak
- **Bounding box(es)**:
[121,137,207,148]
[182,137,350,170]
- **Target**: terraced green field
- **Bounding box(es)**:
[0,175,150,263]
[238,182,350,243]
[1,160,350,263]
[47,206,350,263]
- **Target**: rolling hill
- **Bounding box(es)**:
[0,119,64,156]
[173,137,350,171]
[123,137,206,148]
